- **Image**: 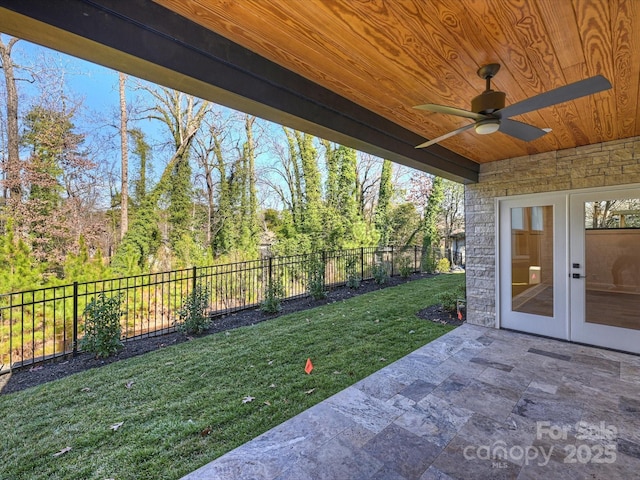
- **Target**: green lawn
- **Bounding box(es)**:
[0,274,464,480]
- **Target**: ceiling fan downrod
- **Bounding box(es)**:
[472,64,505,114]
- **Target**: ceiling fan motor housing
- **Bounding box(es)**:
[472,90,506,114]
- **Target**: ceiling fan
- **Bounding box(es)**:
[414,64,611,148]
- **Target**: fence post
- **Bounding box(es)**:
[192,266,197,293]
[268,256,273,287]
[390,246,394,277]
[414,245,418,273]
[72,281,78,357]
[360,247,364,280]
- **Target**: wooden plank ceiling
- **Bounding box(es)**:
[155,0,640,164]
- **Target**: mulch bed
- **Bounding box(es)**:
[415,304,466,327]
[0,272,463,395]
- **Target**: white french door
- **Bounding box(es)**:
[499,187,640,353]
[498,194,569,339]
[569,189,640,353]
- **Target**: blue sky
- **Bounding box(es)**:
[12,38,120,113]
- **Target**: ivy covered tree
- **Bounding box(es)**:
[234,114,260,254]
[411,175,444,272]
[296,130,323,247]
[336,146,360,241]
[111,86,210,270]
[109,195,161,275]
[192,111,260,258]
[320,140,344,248]
[375,159,393,245]
[320,143,373,249]
[129,127,150,207]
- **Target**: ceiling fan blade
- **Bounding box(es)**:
[414,103,487,121]
[415,123,476,148]
[499,75,612,118]
[499,118,550,142]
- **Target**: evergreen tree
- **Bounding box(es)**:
[20,106,86,264]
[0,219,43,292]
[64,235,108,281]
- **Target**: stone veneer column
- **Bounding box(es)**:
[464,136,640,328]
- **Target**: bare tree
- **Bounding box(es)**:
[356,152,382,221]
[440,179,464,260]
[0,35,22,204]
[118,72,128,239]
[192,109,232,245]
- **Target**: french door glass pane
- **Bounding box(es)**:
[584,200,640,329]
[511,206,554,316]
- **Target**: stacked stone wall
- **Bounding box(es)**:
[465,136,640,327]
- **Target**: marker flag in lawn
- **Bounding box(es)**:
[305,358,314,374]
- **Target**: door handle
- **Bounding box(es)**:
[572,273,586,279]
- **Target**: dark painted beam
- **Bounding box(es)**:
[0,0,479,182]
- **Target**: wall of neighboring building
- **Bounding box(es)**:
[465,136,640,327]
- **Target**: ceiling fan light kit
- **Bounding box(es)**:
[475,120,500,135]
[414,63,612,149]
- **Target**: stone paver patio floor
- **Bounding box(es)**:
[182,324,640,480]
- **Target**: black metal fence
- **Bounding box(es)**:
[0,246,425,374]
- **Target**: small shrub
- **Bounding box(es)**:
[398,256,413,278]
[372,263,389,284]
[436,258,451,273]
[79,293,124,358]
[307,255,327,300]
[345,255,361,289]
[437,283,466,313]
[261,279,285,314]
[176,284,211,334]
[346,274,361,289]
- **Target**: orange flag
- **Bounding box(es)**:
[457,309,463,320]
[305,358,314,374]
